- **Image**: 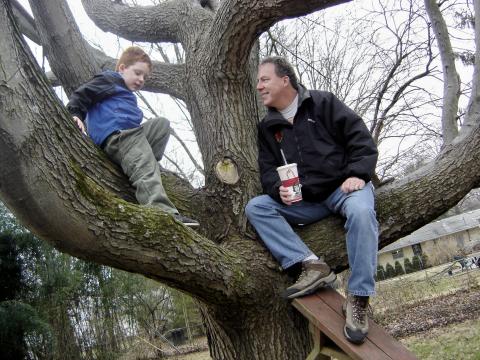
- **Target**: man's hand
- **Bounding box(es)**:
[73,116,87,135]
[279,185,293,205]
[341,177,365,193]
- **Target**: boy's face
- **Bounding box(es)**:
[118,61,150,91]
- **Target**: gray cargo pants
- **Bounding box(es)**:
[103,117,178,214]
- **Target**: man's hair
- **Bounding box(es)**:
[115,46,152,72]
[260,56,299,90]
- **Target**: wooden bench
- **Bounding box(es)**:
[292,288,418,360]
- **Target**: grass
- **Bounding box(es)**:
[402,318,480,360]
[373,265,480,313]
[170,351,211,360]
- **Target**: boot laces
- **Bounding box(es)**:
[297,267,308,282]
[352,297,368,325]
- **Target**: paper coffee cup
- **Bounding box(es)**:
[276,163,302,202]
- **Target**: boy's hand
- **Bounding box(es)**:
[279,185,293,205]
[73,116,87,135]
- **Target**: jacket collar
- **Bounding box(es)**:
[103,70,130,90]
[262,85,311,129]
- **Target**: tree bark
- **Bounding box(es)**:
[1,0,480,359]
[425,0,460,144]
[466,0,480,128]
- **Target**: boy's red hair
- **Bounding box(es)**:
[115,46,152,72]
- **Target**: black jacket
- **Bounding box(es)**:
[258,86,378,203]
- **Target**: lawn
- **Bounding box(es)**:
[402,318,480,360]
[171,351,211,360]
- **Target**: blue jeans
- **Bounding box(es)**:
[245,183,378,296]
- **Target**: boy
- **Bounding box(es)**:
[67,46,198,227]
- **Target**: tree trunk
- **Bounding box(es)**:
[202,301,312,360]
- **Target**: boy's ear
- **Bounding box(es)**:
[118,63,126,72]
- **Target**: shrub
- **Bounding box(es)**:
[394,260,405,276]
[375,265,386,281]
[412,255,422,271]
[385,263,396,279]
[404,258,414,273]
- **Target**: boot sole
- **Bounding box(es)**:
[285,272,337,299]
[343,326,367,344]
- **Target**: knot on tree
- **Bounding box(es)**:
[215,157,239,185]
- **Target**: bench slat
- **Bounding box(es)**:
[293,288,418,360]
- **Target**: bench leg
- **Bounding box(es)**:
[306,323,331,360]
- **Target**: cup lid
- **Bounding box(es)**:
[276,163,297,170]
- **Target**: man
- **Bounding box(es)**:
[245,56,378,344]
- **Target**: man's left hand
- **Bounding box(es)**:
[341,177,365,193]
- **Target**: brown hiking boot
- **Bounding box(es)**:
[283,259,336,299]
[343,294,369,344]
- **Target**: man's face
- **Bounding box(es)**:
[118,61,150,91]
[256,63,289,109]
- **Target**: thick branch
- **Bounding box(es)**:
[81,0,211,45]
[465,0,480,127]
[11,0,39,43]
[28,0,103,94]
[204,0,350,75]
[425,0,460,144]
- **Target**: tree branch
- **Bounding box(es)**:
[28,0,104,94]
[465,0,480,127]
[425,0,460,144]
[11,0,39,43]
[205,0,351,75]
[80,0,211,45]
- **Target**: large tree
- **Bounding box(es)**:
[0,0,479,358]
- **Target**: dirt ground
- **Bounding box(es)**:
[376,287,480,338]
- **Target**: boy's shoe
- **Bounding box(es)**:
[283,259,336,299]
[343,294,369,344]
[174,214,200,227]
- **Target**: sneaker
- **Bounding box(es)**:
[283,259,336,299]
[343,294,369,344]
[173,214,200,227]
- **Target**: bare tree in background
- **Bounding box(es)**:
[1,0,480,358]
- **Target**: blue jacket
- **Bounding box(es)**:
[66,70,143,146]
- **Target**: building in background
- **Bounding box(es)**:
[378,209,480,270]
